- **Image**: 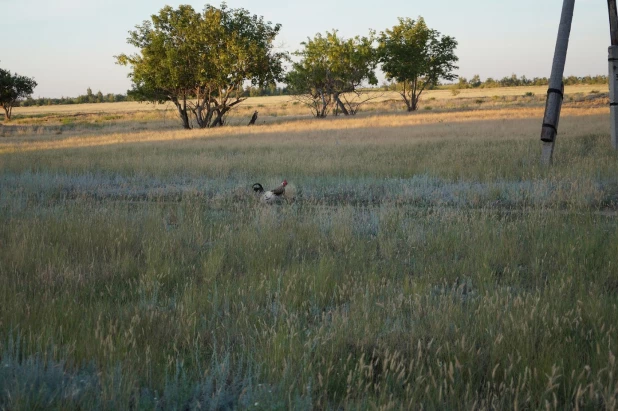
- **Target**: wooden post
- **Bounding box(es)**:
[608,0,618,149]
[540,0,575,165]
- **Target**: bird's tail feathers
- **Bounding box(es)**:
[252,183,264,193]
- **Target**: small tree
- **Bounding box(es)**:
[116,3,286,129]
[286,31,378,117]
[0,68,37,121]
[285,46,332,118]
[469,74,482,88]
[456,77,469,89]
[378,17,458,111]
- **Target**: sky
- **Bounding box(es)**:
[0,0,609,98]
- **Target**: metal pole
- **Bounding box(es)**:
[540,0,575,165]
[607,0,618,45]
[608,0,618,149]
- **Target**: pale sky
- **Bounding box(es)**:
[1,0,608,98]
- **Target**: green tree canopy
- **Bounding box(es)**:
[116,3,286,129]
[378,17,458,111]
[0,68,37,121]
[286,31,378,117]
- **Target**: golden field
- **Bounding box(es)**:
[10,84,604,116]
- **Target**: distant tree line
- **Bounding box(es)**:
[19,85,290,108]
[244,85,290,97]
[451,74,608,89]
[19,87,130,107]
[18,73,609,111]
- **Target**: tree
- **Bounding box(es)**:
[286,31,378,117]
[469,74,482,88]
[116,3,286,129]
[0,68,37,121]
[457,77,469,89]
[378,17,458,111]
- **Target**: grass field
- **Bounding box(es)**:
[1,87,618,410]
[4,84,605,128]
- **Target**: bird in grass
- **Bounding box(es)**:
[248,110,258,126]
[252,180,288,204]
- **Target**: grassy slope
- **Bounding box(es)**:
[1,95,618,410]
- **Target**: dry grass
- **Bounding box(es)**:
[2,93,618,409]
[1,106,608,155]
[10,84,603,117]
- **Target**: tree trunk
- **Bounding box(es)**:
[410,80,420,111]
[210,108,227,127]
[192,103,216,129]
[192,105,206,128]
[334,94,350,116]
[2,105,11,121]
[178,107,191,129]
[400,82,415,112]
[405,95,417,111]
[317,89,328,118]
[173,98,191,129]
[204,109,214,128]
[181,111,191,129]
[318,105,327,118]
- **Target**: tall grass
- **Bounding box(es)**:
[1,106,618,409]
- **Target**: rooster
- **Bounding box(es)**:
[253,180,288,204]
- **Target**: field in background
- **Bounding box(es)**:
[10,84,604,115]
[2,90,618,409]
[5,84,605,127]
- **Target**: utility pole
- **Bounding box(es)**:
[540,0,576,165]
[608,0,618,149]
